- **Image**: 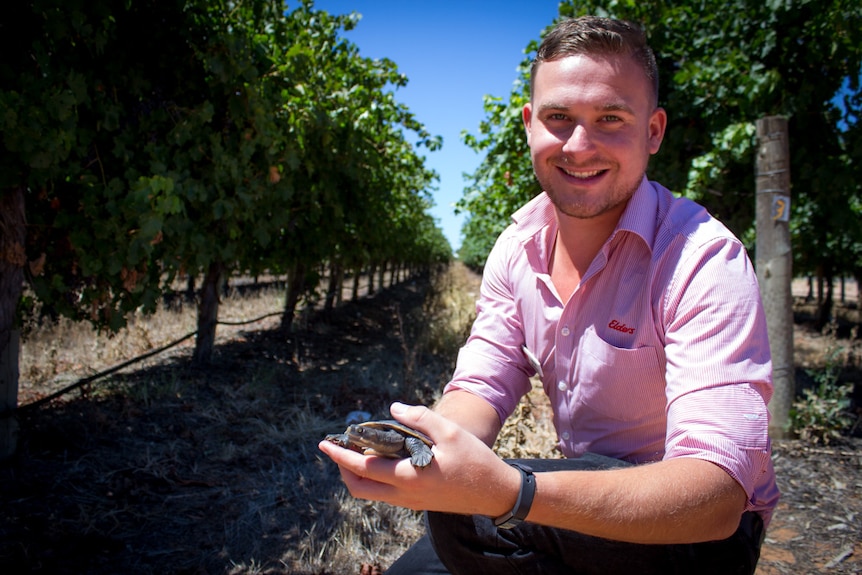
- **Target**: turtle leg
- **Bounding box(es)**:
[404,436,434,468]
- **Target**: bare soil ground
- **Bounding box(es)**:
[1,264,860,574]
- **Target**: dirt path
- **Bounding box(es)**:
[757,440,861,574]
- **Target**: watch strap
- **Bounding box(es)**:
[493,462,536,529]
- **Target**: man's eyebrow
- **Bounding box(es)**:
[535,102,569,114]
[536,101,636,115]
[600,101,635,114]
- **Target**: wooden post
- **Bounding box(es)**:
[755,116,795,438]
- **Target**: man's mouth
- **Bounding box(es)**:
[561,168,605,179]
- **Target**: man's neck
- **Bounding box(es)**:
[549,209,620,303]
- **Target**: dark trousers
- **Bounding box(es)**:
[385,455,765,575]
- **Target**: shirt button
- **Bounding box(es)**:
[557,381,567,392]
[561,431,571,441]
[561,326,570,336]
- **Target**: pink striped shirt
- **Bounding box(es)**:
[446,177,779,524]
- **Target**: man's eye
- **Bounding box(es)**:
[601,115,622,122]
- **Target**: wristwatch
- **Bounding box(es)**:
[493,462,536,529]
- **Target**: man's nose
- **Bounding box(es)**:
[561,123,595,154]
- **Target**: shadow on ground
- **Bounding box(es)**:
[1,277,449,574]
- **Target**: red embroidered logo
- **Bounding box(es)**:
[608,319,635,335]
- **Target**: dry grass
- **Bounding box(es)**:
[4,266,860,574]
[19,283,285,399]
[4,262,557,574]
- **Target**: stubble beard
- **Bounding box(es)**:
[537,168,640,221]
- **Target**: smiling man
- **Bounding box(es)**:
[320,16,779,574]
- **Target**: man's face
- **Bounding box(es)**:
[523,53,666,223]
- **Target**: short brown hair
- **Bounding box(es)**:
[530,16,659,107]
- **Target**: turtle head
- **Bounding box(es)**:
[343,424,376,446]
[345,423,403,453]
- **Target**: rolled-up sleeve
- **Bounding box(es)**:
[666,385,772,510]
[662,236,774,510]
[444,229,533,424]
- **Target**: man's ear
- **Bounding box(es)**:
[648,107,667,155]
[523,103,533,146]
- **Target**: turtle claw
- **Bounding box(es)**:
[410,452,434,468]
[404,436,434,468]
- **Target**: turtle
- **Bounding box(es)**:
[325,420,435,468]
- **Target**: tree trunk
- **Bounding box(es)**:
[755,116,795,439]
[855,270,862,334]
[367,263,376,294]
[0,187,26,459]
[335,264,344,307]
[193,261,223,365]
[351,268,360,301]
[0,330,19,460]
[816,267,824,306]
[324,260,341,312]
[282,261,307,331]
[816,273,834,331]
[186,273,196,302]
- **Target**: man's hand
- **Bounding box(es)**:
[319,398,748,545]
[318,401,520,518]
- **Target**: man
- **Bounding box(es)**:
[319,16,778,574]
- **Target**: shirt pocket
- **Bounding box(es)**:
[575,326,666,422]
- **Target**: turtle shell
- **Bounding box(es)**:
[325,419,434,468]
[358,420,433,445]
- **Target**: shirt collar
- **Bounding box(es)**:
[614,176,658,252]
[511,192,555,242]
[510,193,556,275]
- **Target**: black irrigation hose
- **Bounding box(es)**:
[3,310,285,418]
[11,330,198,416]
[216,311,282,326]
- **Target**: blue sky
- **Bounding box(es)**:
[313,1,561,250]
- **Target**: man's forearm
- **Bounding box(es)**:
[433,389,502,448]
[529,457,747,544]
[433,392,746,545]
